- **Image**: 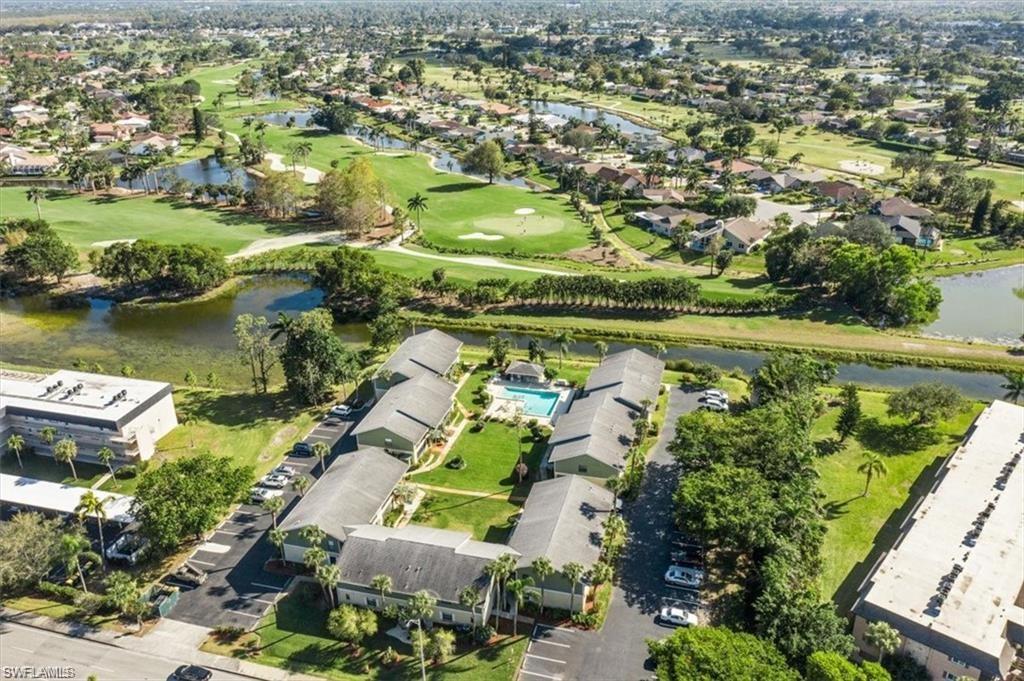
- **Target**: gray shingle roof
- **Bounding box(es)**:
[377,329,462,382]
[336,524,516,602]
[279,447,408,541]
[505,360,545,379]
[584,349,664,411]
[508,475,614,570]
[353,373,457,444]
[547,392,635,469]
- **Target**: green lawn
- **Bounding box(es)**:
[0,188,303,255]
[101,388,321,494]
[203,583,527,681]
[415,421,547,495]
[0,451,107,488]
[813,389,984,609]
[921,236,1024,275]
[455,364,496,413]
[410,491,523,544]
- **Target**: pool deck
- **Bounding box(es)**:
[484,378,574,426]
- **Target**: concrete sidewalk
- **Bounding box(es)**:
[1,607,320,681]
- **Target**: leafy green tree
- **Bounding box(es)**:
[714,250,733,275]
[279,308,359,405]
[369,307,403,351]
[233,314,277,394]
[647,626,800,681]
[311,102,357,133]
[0,513,64,593]
[752,353,837,406]
[806,651,887,681]
[461,140,506,183]
[326,604,378,647]
[836,384,862,442]
[858,453,889,497]
[722,124,757,155]
[428,628,456,665]
[131,453,252,552]
[315,157,385,235]
[3,227,78,283]
[105,571,143,625]
[885,384,968,426]
[192,106,207,142]
[675,464,779,554]
[844,216,894,250]
[487,335,512,366]
[314,246,409,321]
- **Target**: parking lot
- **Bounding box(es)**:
[518,624,586,681]
[167,410,358,628]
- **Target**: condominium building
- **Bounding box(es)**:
[0,369,177,461]
[852,400,1024,681]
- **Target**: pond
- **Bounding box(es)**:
[923,265,1024,345]
[260,110,318,128]
[0,276,1013,400]
[116,156,255,191]
[527,100,662,137]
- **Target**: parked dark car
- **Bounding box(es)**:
[170,665,212,681]
[291,441,312,457]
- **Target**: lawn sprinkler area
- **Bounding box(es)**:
[485,377,574,425]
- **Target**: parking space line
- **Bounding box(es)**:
[525,653,566,664]
[251,582,285,591]
[244,596,277,606]
[226,608,262,618]
[188,558,217,567]
[519,671,561,680]
[534,624,575,633]
[530,638,571,648]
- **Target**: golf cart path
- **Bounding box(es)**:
[380,243,571,276]
[227,231,346,260]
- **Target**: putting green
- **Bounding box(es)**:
[471,214,567,236]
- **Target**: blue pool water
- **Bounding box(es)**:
[501,386,561,417]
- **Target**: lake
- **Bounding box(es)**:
[0,276,1014,399]
[924,265,1024,345]
[117,156,255,191]
[527,100,662,137]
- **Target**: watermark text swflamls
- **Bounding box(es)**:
[2,668,77,679]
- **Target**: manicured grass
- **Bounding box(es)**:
[0,452,107,488]
[416,421,547,496]
[456,364,496,413]
[0,188,303,254]
[921,236,1024,275]
[100,388,321,494]
[813,389,984,609]
[204,583,527,681]
[410,490,524,544]
[4,595,121,631]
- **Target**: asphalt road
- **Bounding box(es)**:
[575,386,703,681]
[0,620,250,681]
[168,412,356,629]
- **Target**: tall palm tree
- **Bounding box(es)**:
[53,437,79,480]
[296,141,313,168]
[1001,372,1024,404]
[530,557,554,616]
[59,533,93,593]
[864,621,901,664]
[406,192,429,232]
[26,187,45,219]
[406,590,437,681]
[312,441,329,474]
[269,312,293,341]
[316,563,341,608]
[505,576,534,636]
[292,475,310,497]
[40,426,57,446]
[262,495,285,528]
[75,491,109,571]
[459,585,481,626]
[371,574,392,611]
[96,446,116,479]
[563,561,585,613]
[485,552,519,629]
[268,527,287,560]
[858,452,889,497]
[5,433,25,469]
[552,331,574,369]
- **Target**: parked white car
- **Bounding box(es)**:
[664,565,705,588]
[260,473,289,489]
[703,389,728,401]
[250,487,284,504]
[658,606,698,627]
[700,397,729,412]
[329,403,352,417]
[272,464,297,478]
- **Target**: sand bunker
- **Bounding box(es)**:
[264,153,324,184]
[514,208,536,216]
[91,238,137,248]
[211,79,237,85]
[839,159,884,176]
[458,232,505,241]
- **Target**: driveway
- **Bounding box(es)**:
[518,623,586,681]
[576,386,702,680]
[750,193,828,227]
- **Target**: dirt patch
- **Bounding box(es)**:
[260,424,299,463]
[565,245,633,268]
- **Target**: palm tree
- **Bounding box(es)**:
[262,495,285,528]
[296,141,313,168]
[864,621,901,664]
[858,452,889,497]
[96,446,116,479]
[40,426,57,446]
[594,340,608,364]
[26,187,45,219]
[269,312,293,341]
[268,527,287,560]
[1001,371,1024,403]
[292,475,310,497]
[406,590,437,681]
[505,576,534,635]
[606,476,625,509]
[485,552,520,629]
[53,437,78,480]
[5,433,25,469]
[316,563,341,608]
[530,557,554,616]
[552,331,574,369]
[459,585,481,626]
[59,533,93,593]
[406,192,429,233]
[371,574,392,611]
[75,491,109,572]
[312,441,329,475]
[563,561,585,613]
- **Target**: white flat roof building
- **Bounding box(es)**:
[0,369,177,461]
[852,400,1024,680]
[0,474,134,523]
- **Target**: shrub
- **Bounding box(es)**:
[213,625,245,642]
[472,625,495,645]
[447,456,467,470]
[37,580,80,604]
[117,465,138,479]
[571,610,600,628]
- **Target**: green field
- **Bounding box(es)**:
[0,451,107,488]
[813,389,984,609]
[0,188,301,254]
[410,491,523,544]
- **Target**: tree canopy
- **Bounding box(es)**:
[278,308,360,404]
[648,626,800,681]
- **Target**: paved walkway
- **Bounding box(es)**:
[415,483,528,503]
[380,243,572,276]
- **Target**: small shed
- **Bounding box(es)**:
[505,360,546,384]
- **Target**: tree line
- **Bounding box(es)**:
[93,239,230,295]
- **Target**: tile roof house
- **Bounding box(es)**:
[508,475,615,612]
[353,373,458,462]
[690,217,773,254]
[372,329,462,396]
[334,524,513,626]
[279,447,408,564]
[874,196,934,219]
[813,180,871,204]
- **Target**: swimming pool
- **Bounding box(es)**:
[500,386,562,417]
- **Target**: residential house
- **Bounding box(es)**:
[114,114,151,132]
[704,158,762,176]
[128,132,179,156]
[584,349,665,414]
[690,217,773,254]
[813,180,871,205]
[352,373,457,462]
[89,123,131,144]
[545,392,636,481]
[873,196,934,220]
[278,447,408,565]
[748,169,801,194]
[372,329,462,396]
[641,188,696,204]
[0,146,59,175]
[882,215,942,249]
[508,475,615,612]
[632,205,713,237]
[334,524,512,626]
